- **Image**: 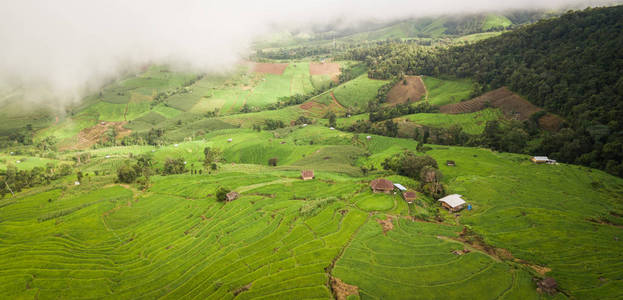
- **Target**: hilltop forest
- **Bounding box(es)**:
[341,6,623,176]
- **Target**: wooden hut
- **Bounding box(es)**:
[301,170,314,180]
[226,191,239,202]
[402,190,417,203]
[446,160,456,166]
[370,179,394,194]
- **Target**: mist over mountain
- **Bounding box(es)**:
[0,0,616,110]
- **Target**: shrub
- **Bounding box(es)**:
[117,165,137,183]
[163,158,186,175]
[268,157,278,166]
[215,187,230,202]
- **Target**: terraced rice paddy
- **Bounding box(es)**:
[2,126,622,299]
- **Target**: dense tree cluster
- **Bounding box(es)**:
[1,163,73,198]
[382,152,445,198]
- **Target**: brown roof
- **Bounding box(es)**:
[403,191,417,201]
[370,179,394,191]
[226,191,239,201]
[301,170,314,179]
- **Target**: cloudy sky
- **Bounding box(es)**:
[0,0,610,109]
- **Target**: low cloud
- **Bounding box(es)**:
[0,0,611,111]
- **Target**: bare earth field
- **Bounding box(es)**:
[252,62,289,75]
[60,121,131,151]
[309,62,341,82]
[386,75,426,106]
[440,87,541,120]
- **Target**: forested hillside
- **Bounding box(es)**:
[341,6,623,176]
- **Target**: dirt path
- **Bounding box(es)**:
[436,235,502,262]
[330,92,345,110]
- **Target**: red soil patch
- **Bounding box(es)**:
[60,121,131,151]
[386,76,427,106]
[330,276,359,300]
[440,87,542,121]
[252,63,289,75]
[310,62,341,82]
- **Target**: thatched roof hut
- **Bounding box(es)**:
[370,179,394,194]
[301,170,314,180]
[402,190,417,203]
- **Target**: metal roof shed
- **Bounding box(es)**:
[393,183,407,191]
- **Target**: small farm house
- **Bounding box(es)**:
[438,194,466,212]
[370,179,394,194]
[402,191,417,203]
[531,156,556,164]
[301,170,314,180]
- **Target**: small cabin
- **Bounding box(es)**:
[446,160,456,167]
[402,190,417,203]
[531,156,556,164]
[370,179,394,194]
[226,191,239,202]
[301,170,314,180]
[438,194,466,212]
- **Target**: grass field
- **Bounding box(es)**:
[422,76,473,106]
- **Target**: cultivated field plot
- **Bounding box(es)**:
[400,108,502,135]
[440,87,541,120]
[422,76,472,106]
[251,62,289,75]
[386,75,427,105]
[309,62,340,82]
[332,74,389,113]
